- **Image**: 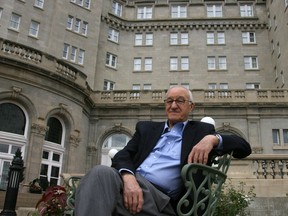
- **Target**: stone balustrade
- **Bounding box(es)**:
[252,154,288,179]
[0,38,86,88]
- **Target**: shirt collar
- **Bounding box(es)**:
[163,120,188,134]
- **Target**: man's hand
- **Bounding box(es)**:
[121,173,144,214]
[188,135,219,164]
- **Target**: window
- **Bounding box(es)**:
[272,128,288,146]
[34,0,44,8]
[244,56,258,69]
[143,84,152,90]
[0,103,26,135]
[207,31,225,44]
[283,129,288,144]
[106,53,117,68]
[240,4,253,17]
[137,6,152,19]
[133,58,152,71]
[84,0,90,9]
[29,20,40,37]
[132,84,141,90]
[220,83,229,90]
[242,32,256,44]
[218,56,227,70]
[9,13,21,30]
[71,46,77,62]
[71,0,90,9]
[67,15,88,36]
[134,33,153,46]
[208,57,216,70]
[208,56,227,70]
[181,57,189,70]
[67,15,73,30]
[41,117,65,186]
[170,57,189,71]
[78,49,85,65]
[112,1,122,17]
[62,44,85,65]
[108,28,119,43]
[246,83,260,89]
[75,18,81,33]
[82,21,88,36]
[0,103,27,190]
[101,133,130,166]
[272,129,280,145]
[133,58,141,71]
[170,32,188,45]
[171,5,187,18]
[104,80,115,90]
[208,83,217,90]
[45,117,62,144]
[63,43,69,59]
[135,34,143,46]
[144,58,152,71]
[145,33,153,46]
[207,5,222,17]
[170,57,178,70]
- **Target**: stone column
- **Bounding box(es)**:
[24,122,48,187]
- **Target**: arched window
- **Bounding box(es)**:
[0,103,26,135]
[101,133,130,166]
[45,117,63,144]
[40,117,65,188]
[0,102,27,190]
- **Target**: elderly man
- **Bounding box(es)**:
[75,86,251,215]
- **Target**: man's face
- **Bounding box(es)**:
[165,87,194,127]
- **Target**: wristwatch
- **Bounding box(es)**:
[214,133,221,146]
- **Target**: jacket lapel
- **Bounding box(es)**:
[180,121,197,166]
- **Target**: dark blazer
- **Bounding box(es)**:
[112,120,251,173]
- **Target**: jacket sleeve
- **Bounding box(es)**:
[221,134,252,158]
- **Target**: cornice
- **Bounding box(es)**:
[102,14,267,31]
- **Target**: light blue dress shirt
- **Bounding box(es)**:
[136,121,187,198]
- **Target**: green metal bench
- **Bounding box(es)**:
[63,153,231,216]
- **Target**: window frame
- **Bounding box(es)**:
[244,56,258,70]
[137,6,153,19]
[112,1,123,17]
[207,4,222,17]
[108,28,119,43]
[106,53,117,68]
[242,32,256,44]
[171,5,187,18]
[34,0,44,9]
[240,4,254,17]
[9,13,21,31]
[29,20,40,37]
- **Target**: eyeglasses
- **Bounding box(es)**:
[164,98,192,106]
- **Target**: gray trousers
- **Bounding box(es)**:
[75,165,176,216]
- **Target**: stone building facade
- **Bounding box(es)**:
[0,0,288,198]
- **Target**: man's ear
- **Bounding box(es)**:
[190,103,195,111]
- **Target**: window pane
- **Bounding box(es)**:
[0,144,9,153]
[0,103,26,135]
[45,117,63,144]
[283,129,288,144]
[42,151,49,159]
[272,129,280,145]
[52,153,60,162]
[103,133,129,148]
[51,166,60,177]
[40,164,48,176]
